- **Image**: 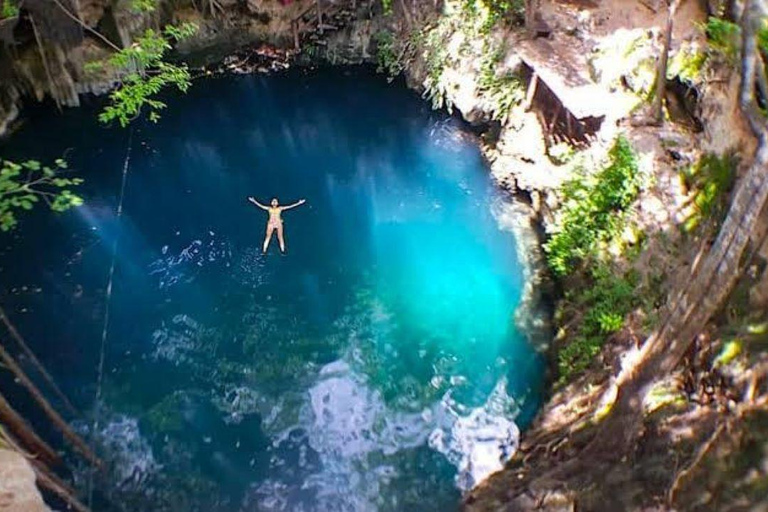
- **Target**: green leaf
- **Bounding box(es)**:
[0,157,83,230]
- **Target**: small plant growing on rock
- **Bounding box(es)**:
[547,142,575,166]
[703,17,741,62]
[374,30,401,80]
[130,0,157,13]
[1,0,17,18]
[681,152,738,232]
[477,45,524,122]
[667,44,708,84]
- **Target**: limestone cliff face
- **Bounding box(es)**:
[0,0,329,134]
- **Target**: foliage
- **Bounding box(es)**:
[681,152,738,232]
[374,30,401,80]
[714,338,742,367]
[1,0,17,18]
[381,0,393,15]
[547,142,576,166]
[703,17,740,61]
[418,0,524,110]
[557,264,639,381]
[422,23,450,109]
[0,158,83,232]
[477,46,525,122]
[91,23,197,127]
[545,136,643,276]
[758,21,768,56]
[461,0,524,32]
[667,44,708,84]
[130,0,157,13]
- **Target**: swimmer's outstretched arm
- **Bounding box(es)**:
[248,197,269,210]
[280,199,307,211]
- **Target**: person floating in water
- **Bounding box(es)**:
[248,197,306,254]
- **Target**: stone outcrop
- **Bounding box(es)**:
[0,449,49,512]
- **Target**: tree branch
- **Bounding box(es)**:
[48,0,122,52]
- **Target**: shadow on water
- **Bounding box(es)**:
[0,66,545,511]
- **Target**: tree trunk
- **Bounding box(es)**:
[0,392,61,467]
[652,0,681,124]
[398,0,413,28]
[0,342,102,467]
[0,306,78,416]
[579,0,768,460]
[524,0,536,36]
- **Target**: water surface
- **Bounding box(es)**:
[0,67,543,511]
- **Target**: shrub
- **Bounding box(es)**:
[477,46,524,122]
[461,0,524,32]
[703,17,740,61]
[545,136,643,276]
[130,0,157,12]
[557,265,639,381]
[374,30,401,80]
[1,0,17,18]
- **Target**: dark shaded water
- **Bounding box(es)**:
[0,67,544,511]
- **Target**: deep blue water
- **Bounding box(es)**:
[0,67,544,511]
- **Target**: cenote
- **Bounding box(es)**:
[0,67,545,511]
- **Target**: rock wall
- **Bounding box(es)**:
[0,0,339,135]
[0,448,49,512]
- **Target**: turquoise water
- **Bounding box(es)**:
[0,67,544,511]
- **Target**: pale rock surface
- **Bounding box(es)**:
[0,449,49,512]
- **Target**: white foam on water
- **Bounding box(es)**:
[305,361,431,459]
[429,378,520,491]
[85,414,160,491]
[247,358,521,511]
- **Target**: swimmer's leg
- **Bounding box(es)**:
[277,224,286,253]
[263,226,275,253]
